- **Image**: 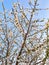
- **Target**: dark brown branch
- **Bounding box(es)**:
[15,1,38,65]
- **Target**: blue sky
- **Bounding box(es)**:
[0,0,49,19]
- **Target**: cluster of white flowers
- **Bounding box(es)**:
[8,30,13,38]
[12,3,18,8]
[13,3,17,7]
[14,14,24,36]
[45,21,49,27]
